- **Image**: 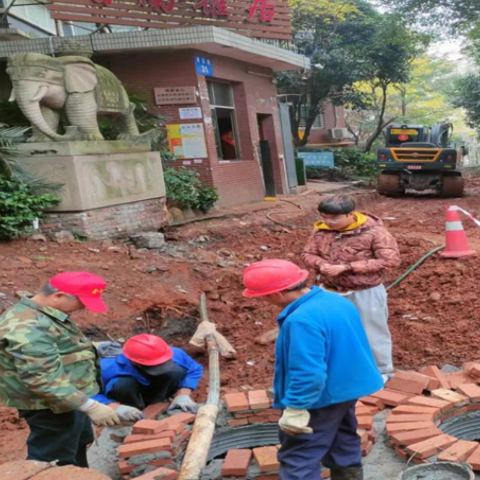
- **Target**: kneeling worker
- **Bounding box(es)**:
[243,259,383,480]
[94,334,203,413]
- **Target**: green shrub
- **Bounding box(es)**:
[0,178,61,240]
[164,167,218,212]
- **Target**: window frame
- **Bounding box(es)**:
[207,81,241,162]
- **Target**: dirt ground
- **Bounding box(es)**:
[3,180,480,464]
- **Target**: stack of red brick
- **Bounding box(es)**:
[379,364,480,470]
[115,403,195,480]
[224,390,281,427]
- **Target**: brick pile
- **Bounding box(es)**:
[381,363,480,471]
[115,404,195,480]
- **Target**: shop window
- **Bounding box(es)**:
[207,81,240,161]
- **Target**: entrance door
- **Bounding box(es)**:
[279,103,298,189]
[257,114,276,197]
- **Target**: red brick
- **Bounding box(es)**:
[228,419,249,427]
[395,446,408,459]
[386,421,436,435]
[468,404,480,412]
[405,371,440,391]
[368,430,377,444]
[467,445,480,470]
[253,446,280,472]
[268,415,281,422]
[174,429,192,447]
[124,431,176,444]
[356,416,373,430]
[132,419,166,435]
[118,461,134,475]
[406,395,451,412]
[359,396,385,410]
[321,469,331,479]
[163,413,196,434]
[389,428,442,446]
[447,371,474,389]
[386,414,434,424]
[356,406,379,416]
[437,440,478,462]
[391,405,440,418]
[457,383,480,402]
[225,392,249,412]
[431,388,468,407]
[118,438,173,458]
[386,372,430,395]
[248,390,271,410]
[406,434,457,459]
[248,415,270,424]
[421,366,450,389]
[257,476,279,480]
[440,406,467,422]
[221,449,253,476]
[357,429,368,443]
[252,409,282,417]
[133,467,177,480]
[362,441,373,456]
[465,362,480,380]
[143,402,169,420]
[371,389,414,407]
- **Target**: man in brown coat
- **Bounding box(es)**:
[302,195,400,380]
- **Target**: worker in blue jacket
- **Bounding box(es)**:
[243,259,383,480]
[93,334,203,414]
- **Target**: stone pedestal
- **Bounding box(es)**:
[18,141,168,239]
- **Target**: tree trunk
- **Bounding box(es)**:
[364,84,389,153]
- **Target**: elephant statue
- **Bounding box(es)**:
[6,52,141,142]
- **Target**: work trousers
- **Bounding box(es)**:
[18,408,94,467]
[278,401,360,480]
[344,284,393,374]
[108,365,187,410]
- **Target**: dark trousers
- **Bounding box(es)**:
[108,366,187,410]
[278,400,361,480]
[19,408,94,467]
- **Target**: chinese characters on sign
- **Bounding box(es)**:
[154,87,197,105]
[167,124,208,159]
[195,56,214,77]
[91,0,276,21]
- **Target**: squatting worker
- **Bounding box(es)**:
[0,272,144,467]
[93,333,203,413]
[302,195,400,381]
[243,259,383,480]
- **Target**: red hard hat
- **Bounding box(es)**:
[123,334,173,366]
[50,271,107,313]
[243,259,309,298]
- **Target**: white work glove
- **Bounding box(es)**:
[279,407,313,435]
[168,395,199,413]
[81,401,121,427]
[115,405,145,423]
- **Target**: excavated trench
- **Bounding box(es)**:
[440,411,480,443]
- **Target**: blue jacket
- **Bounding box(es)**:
[273,287,383,411]
[93,347,203,405]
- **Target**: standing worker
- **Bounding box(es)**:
[93,333,203,413]
[302,195,400,380]
[0,272,143,467]
[243,259,383,480]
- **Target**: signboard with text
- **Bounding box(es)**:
[47,0,292,41]
[195,56,213,76]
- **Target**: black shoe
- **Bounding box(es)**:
[330,466,364,480]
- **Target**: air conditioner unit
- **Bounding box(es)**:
[329,128,349,140]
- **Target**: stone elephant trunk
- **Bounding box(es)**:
[11,82,64,141]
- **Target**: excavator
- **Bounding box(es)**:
[376,122,464,197]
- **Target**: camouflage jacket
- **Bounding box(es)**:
[0,297,99,413]
[302,214,400,292]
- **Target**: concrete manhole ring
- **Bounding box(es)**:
[397,462,475,480]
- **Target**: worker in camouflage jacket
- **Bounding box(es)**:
[302,195,400,380]
[0,272,143,467]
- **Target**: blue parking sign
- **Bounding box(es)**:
[195,56,213,76]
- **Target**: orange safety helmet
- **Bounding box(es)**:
[123,334,173,366]
[243,259,309,298]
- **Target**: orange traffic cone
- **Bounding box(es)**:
[441,206,476,258]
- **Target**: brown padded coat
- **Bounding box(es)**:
[302,214,400,292]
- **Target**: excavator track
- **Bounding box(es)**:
[377,173,401,197]
[441,175,465,198]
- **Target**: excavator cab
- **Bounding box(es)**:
[377,123,464,197]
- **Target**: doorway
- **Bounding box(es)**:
[257,114,276,197]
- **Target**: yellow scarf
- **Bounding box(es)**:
[314,212,368,231]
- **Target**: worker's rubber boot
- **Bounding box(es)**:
[330,466,364,480]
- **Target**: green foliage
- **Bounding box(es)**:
[450,74,480,129]
[0,99,30,128]
[302,148,377,180]
[0,177,60,240]
[164,167,219,212]
[279,0,428,147]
